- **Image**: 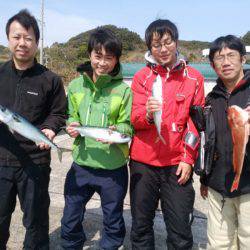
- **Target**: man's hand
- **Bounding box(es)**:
[244,106,250,135]
[38,128,56,150]
[66,122,81,138]
[245,106,250,122]
[176,161,192,185]
[146,96,162,121]
[200,184,208,200]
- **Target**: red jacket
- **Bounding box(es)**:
[130,58,205,167]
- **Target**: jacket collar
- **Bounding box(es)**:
[144,51,187,76]
[77,61,123,91]
[211,69,250,98]
[10,58,39,76]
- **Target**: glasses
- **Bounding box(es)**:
[151,39,175,51]
[213,52,240,65]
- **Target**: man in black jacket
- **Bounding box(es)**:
[0,10,66,249]
[200,35,250,249]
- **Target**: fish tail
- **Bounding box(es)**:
[231,179,239,192]
[57,147,72,162]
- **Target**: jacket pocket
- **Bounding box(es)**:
[174,93,188,122]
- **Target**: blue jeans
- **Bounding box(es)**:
[61,162,128,250]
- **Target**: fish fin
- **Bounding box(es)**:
[35,141,42,146]
[8,128,15,134]
[159,134,166,145]
[155,137,160,143]
[57,147,72,162]
[154,135,166,145]
[231,179,239,192]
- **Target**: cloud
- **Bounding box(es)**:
[0,5,103,47]
[43,9,103,46]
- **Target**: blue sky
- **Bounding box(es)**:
[0,0,249,47]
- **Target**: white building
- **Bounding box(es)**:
[202,48,210,57]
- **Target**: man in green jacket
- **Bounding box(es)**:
[61,28,133,250]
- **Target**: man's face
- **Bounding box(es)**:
[8,21,38,66]
[150,32,177,67]
[212,47,246,84]
[90,46,118,81]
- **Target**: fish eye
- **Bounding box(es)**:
[13,114,21,122]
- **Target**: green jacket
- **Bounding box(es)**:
[67,66,133,169]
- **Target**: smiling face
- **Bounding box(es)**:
[150,32,177,68]
[212,47,246,90]
[8,21,38,69]
[90,46,118,82]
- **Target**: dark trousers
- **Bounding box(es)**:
[0,164,51,250]
[130,160,195,250]
[61,162,128,250]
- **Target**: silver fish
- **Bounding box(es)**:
[73,126,131,144]
[0,105,67,162]
[152,75,166,144]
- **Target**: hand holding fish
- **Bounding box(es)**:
[244,105,250,126]
[96,125,117,144]
[38,129,55,150]
[66,122,81,138]
[176,161,192,185]
[146,96,162,117]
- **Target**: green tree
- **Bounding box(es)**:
[242,31,250,45]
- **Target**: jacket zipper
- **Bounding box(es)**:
[14,76,22,111]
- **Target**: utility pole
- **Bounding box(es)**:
[40,0,44,65]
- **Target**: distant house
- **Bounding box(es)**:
[202,48,210,57]
[246,46,250,54]
[202,46,250,57]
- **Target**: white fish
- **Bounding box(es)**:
[0,105,68,162]
[73,126,131,144]
[152,75,166,144]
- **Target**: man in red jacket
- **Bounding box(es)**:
[130,19,204,249]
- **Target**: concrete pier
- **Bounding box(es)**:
[7,134,208,249]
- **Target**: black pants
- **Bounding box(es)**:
[0,164,51,250]
[130,160,195,250]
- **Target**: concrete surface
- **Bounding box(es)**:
[7,134,208,249]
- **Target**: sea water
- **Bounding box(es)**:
[122,63,250,95]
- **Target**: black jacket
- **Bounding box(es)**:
[0,60,67,166]
[202,70,250,197]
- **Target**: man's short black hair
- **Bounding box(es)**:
[209,35,246,62]
[6,9,40,43]
[145,19,179,50]
[87,27,122,59]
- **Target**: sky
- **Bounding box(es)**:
[0,0,249,47]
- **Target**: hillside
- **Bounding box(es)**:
[0,45,9,62]
[44,25,213,83]
[1,27,249,83]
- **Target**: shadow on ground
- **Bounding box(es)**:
[48,207,207,250]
